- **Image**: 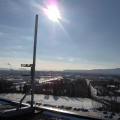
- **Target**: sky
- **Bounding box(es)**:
[0,0,120,71]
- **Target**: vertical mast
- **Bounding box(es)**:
[31,14,38,108]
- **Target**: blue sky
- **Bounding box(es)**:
[0,0,120,70]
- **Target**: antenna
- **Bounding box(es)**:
[19,15,38,110]
[31,14,38,108]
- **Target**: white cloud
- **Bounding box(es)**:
[1,57,118,71]
[84,59,88,62]
[0,57,92,70]
[0,32,3,36]
[69,58,74,62]
[27,0,44,13]
[21,36,33,41]
[36,59,101,71]
[6,0,23,13]
[57,57,63,60]
[0,32,7,37]
[3,46,22,50]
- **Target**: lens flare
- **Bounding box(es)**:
[43,0,61,22]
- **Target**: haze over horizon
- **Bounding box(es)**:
[0,0,120,71]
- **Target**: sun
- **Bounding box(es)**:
[44,4,61,22]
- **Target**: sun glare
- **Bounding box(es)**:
[44,4,61,22]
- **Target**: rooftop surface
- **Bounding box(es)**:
[0,94,120,120]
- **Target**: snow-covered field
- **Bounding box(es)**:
[0,93,103,110]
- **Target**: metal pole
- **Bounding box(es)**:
[31,14,38,108]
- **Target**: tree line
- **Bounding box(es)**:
[0,78,91,98]
[0,79,22,93]
[34,78,91,98]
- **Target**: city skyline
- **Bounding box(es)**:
[0,0,120,70]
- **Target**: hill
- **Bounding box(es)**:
[63,68,120,75]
